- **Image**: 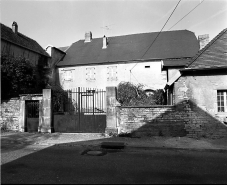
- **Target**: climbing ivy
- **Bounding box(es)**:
[1,54,48,99]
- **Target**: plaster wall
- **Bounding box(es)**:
[57,61,167,90]
[172,74,227,138]
[175,74,227,119]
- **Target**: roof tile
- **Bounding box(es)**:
[57,30,199,66]
[1,23,49,57]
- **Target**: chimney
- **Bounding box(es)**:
[198,34,209,50]
[12,21,18,34]
[84,31,92,42]
[102,35,108,49]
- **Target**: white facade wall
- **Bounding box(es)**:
[57,61,167,90]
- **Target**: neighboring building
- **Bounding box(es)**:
[45,45,66,87]
[1,22,67,89]
[56,30,200,91]
[1,22,50,66]
[161,34,210,105]
[165,28,227,138]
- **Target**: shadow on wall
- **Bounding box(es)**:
[118,100,227,139]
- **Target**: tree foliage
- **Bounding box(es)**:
[1,54,48,99]
[117,82,166,106]
[153,89,167,105]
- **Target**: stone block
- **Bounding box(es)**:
[43,89,51,99]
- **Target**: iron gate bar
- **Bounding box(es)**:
[65,87,106,114]
[78,87,80,129]
[26,101,39,118]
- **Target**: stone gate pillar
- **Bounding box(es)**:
[19,100,26,132]
[38,89,53,133]
[105,86,120,135]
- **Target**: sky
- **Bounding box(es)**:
[1,0,227,49]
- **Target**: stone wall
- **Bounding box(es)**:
[117,102,227,138]
[118,105,187,137]
[0,98,20,130]
[1,90,53,133]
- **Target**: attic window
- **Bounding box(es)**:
[145,66,150,68]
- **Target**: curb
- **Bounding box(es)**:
[41,142,227,153]
[125,145,227,153]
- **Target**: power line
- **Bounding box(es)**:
[130,71,140,84]
[168,0,205,31]
[130,0,182,72]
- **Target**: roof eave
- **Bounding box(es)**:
[180,66,227,72]
[1,37,50,58]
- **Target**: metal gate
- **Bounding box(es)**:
[25,100,39,132]
[53,87,106,133]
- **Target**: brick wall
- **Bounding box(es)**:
[117,101,227,138]
[0,98,20,131]
[118,105,187,137]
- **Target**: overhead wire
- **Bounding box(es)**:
[168,0,205,30]
[130,0,182,73]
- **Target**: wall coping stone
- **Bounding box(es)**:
[19,94,43,97]
[120,105,175,108]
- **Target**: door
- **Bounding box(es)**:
[25,100,39,132]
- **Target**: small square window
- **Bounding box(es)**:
[145,66,150,68]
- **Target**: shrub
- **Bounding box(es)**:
[117,82,166,106]
[1,54,49,99]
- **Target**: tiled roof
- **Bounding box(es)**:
[162,57,192,70]
[187,28,227,68]
[57,30,199,67]
[1,23,49,57]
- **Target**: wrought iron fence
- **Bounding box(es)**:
[53,87,106,114]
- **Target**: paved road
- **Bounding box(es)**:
[1,144,227,184]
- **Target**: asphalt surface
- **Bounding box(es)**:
[1,131,227,184]
[1,144,227,184]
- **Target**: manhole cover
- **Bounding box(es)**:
[81,149,107,156]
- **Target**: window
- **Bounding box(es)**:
[86,67,95,80]
[145,66,150,68]
[63,70,73,81]
[107,66,117,81]
[217,90,227,112]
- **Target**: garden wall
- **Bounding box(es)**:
[0,98,20,131]
[117,101,227,138]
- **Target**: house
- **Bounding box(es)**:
[56,30,200,91]
[1,22,66,89]
[1,22,50,66]
[165,28,227,138]
[161,34,210,105]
